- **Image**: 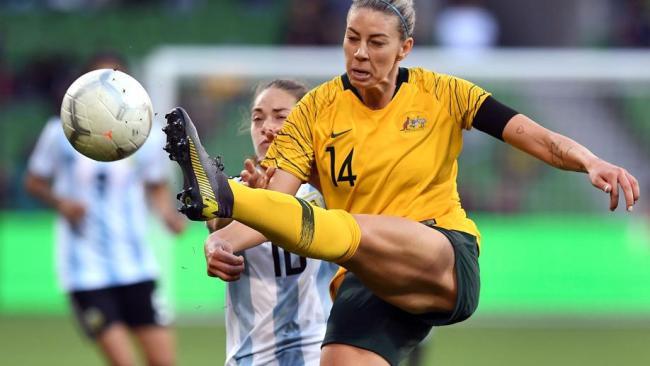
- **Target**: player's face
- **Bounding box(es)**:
[250,87,297,160]
[343,7,412,91]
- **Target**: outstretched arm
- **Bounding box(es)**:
[204,168,302,280]
[502,114,640,211]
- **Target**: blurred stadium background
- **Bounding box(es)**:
[1,0,649,365]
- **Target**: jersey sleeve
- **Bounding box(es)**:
[260,91,317,182]
[27,118,62,178]
[426,71,491,130]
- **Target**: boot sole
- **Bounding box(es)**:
[163,107,218,220]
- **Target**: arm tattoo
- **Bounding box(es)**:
[550,142,574,169]
[516,125,525,134]
[550,142,563,168]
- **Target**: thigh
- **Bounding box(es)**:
[132,326,175,366]
[344,215,457,314]
[96,323,136,366]
[119,281,174,365]
[118,280,168,328]
[322,273,433,366]
[69,287,122,339]
[424,226,481,326]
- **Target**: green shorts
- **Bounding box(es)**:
[322,225,480,366]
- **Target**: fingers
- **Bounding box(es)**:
[206,267,242,281]
[204,236,244,281]
[240,159,256,186]
[207,249,245,281]
[263,166,276,187]
[265,166,276,181]
[609,179,619,211]
[592,176,611,194]
[244,159,256,174]
[617,173,635,212]
[627,171,641,203]
[240,159,268,188]
[211,246,244,265]
[592,177,615,210]
[240,169,252,186]
[598,173,638,212]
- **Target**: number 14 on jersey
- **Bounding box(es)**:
[326,146,357,187]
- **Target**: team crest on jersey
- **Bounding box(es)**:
[400,116,427,132]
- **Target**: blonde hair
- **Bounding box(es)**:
[350,0,416,40]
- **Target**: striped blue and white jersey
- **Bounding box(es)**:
[27,117,169,292]
[225,183,339,366]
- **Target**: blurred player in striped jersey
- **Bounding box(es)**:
[204,80,339,366]
[25,52,186,366]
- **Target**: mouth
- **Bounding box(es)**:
[350,68,371,81]
[258,140,271,152]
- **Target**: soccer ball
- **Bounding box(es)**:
[60,68,153,162]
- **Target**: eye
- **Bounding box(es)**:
[252,115,263,124]
[346,35,360,42]
[370,40,385,47]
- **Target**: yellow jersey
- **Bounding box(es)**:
[262,67,489,240]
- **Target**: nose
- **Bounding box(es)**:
[261,120,277,139]
[263,128,275,141]
[354,44,369,60]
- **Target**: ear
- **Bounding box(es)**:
[397,37,414,61]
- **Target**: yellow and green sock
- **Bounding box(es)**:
[228,180,361,263]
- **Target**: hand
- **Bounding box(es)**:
[587,159,640,211]
[56,199,86,227]
[240,159,276,189]
[163,212,186,234]
[204,234,245,281]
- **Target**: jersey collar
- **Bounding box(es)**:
[342,67,409,102]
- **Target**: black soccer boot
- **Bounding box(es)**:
[163,107,233,221]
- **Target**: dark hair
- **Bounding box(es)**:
[253,79,309,103]
[350,0,416,40]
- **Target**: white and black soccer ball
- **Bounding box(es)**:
[60,68,153,162]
